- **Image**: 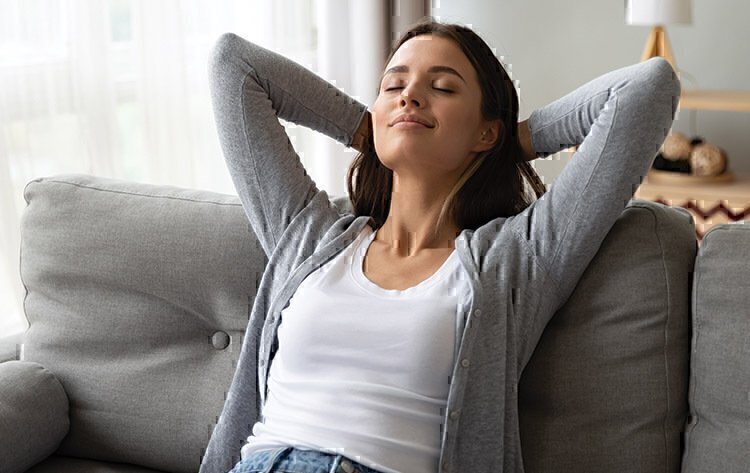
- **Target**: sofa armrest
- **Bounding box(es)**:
[0,360,70,473]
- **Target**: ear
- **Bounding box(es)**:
[471,119,502,153]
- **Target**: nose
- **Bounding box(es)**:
[399,89,422,108]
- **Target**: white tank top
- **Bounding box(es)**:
[241,224,472,473]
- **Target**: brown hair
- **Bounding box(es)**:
[346,18,547,239]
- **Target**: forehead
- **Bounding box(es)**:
[386,35,473,77]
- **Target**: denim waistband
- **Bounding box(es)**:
[231,446,387,473]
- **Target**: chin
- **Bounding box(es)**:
[380,154,440,175]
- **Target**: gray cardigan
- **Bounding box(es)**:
[201,32,680,473]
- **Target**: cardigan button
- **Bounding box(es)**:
[211,331,230,350]
[460,359,470,368]
[442,459,449,471]
[449,410,459,420]
[474,309,481,317]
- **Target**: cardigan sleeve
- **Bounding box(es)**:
[507,57,680,357]
[207,32,369,259]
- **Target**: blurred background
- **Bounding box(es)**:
[1,0,748,341]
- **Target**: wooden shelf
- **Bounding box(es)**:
[630,81,750,242]
[635,170,750,244]
[640,170,750,201]
[679,89,750,112]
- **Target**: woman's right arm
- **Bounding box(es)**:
[207,33,369,257]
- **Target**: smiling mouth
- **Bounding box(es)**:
[392,121,432,129]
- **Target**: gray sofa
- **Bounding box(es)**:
[0,173,747,473]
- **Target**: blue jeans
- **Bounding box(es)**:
[228,447,387,473]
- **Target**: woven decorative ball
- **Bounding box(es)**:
[689,142,728,177]
[660,131,692,161]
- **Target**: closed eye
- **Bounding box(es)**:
[384,86,454,93]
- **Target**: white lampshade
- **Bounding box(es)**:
[626,0,693,26]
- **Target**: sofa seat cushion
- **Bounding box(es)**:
[26,455,167,473]
[519,199,696,473]
[681,222,750,473]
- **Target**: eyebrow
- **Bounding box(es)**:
[381,65,467,84]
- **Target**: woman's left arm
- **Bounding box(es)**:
[507,58,680,365]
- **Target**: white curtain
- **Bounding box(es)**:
[0,0,427,342]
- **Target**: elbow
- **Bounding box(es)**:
[208,32,243,80]
[212,32,242,60]
[642,56,682,119]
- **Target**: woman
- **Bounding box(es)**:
[202,19,680,473]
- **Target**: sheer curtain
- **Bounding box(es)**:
[0,0,426,346]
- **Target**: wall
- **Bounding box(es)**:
[432,0,750,184]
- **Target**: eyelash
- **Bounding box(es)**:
[384,86,454,94]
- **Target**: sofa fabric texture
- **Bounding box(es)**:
[18,174,261,473]
[519,201,696,472]
[24,455,166,473]
[7,173,746,473]
[0,360,69,473]
[681,223,750,472]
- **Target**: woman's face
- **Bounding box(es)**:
[372,34,497,178]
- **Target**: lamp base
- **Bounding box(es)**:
[641,25,677,71]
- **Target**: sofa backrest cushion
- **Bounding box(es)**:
[519,199,696,473]
[19,174,699,473]
[681,222,750,473]
[19,174,263,473]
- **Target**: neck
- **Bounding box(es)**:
[374,172,460,257]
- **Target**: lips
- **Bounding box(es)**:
[391,114,434,128]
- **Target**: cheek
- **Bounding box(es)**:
[449,102,479,124]
[370,101,390,144]
[372,98,387,121]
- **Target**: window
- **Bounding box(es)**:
[0,0,319,342]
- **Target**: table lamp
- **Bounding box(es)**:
[625,0,692,71]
